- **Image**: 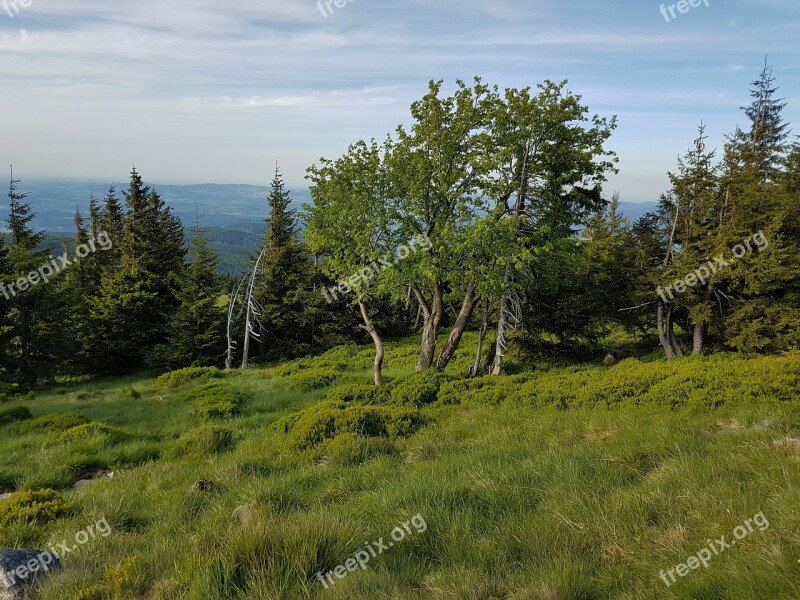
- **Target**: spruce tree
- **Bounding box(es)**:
[716,64,798,352]
[152,220,226,369]
[3,170,58,382]
[87,168,186,371]
[253,166,313,359]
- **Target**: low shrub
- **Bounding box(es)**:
[326,384,390,404]
[317,432,397,466]
[20,412,90,433]
[74,557,139,600]
[54,374,95,385]
[0,488,75,525]
[156,366,223,388]
[390,370,452,407]
[268,413,303,434]
[60,423,129,444]
[285,369,339,391]
[437,373,539,405]
[436,354,800,411]
[289,400,423,450]
[0,381,18,402]
[0,406,32,426]
[174,426,235,458]
[123,387,141,399]
[188,383,242,419]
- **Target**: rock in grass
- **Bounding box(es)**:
[0,549,61,599]
[191,479,214,494]
[601,353,618,366]
[231,505,254,526]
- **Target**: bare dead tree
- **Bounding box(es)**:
[225,276,247,370]
[240,248,267,369]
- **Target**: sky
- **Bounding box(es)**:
[1,0,798,202]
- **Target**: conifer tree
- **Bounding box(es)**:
[253,166,313,359]
[716,63,798,352]
[3,170,57,382]
[87,168,186,371]
[153,221,226,368]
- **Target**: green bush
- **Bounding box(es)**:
[435,354,800,411]
[268,413,303,434]
[156,366,223,388]
[54,374,95,385]
[174,426,235,458]
[0,406,32,426]
[20,412,90,433]
[390,370,452,407]
[188,382,242,419]
[437,372,539,405]
[285,369,339,391]
[0,381,18,402]
[318,432,397,466]
[60,423,129,444]
[326,384,390,404]
[0,488,75,525]
[289,400,423,450]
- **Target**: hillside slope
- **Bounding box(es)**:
[0,339,798,599]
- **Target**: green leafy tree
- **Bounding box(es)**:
[306,140,397,385]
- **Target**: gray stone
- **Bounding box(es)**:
[71,470,113,491]
[0,549,61,599]
[0,494,11,503]
[601,353,618,366]
[231,505,255,526]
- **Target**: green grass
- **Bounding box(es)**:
[0,336,798,599]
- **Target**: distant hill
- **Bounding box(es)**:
[0,180,656,275]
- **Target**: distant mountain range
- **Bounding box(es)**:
[2,180,657,275]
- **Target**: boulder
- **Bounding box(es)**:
[0,549,61,600]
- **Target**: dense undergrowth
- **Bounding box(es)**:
[0,334,798,599]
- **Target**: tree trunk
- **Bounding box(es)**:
[471,301,489,377]
[359,301,384,387]
[241,312,252,369]
[413,285,443,372]
[692,285,713,356]
[666,305,683,357]
[491,295,509,375]
[435,283,478,370]
[692,321,704,356]
[485,341,497,373]
[657,300,677,360]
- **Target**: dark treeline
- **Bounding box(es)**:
[0,64,797,386]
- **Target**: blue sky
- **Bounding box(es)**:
[1,0,798,202]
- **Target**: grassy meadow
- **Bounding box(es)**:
[0,335,799,599]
